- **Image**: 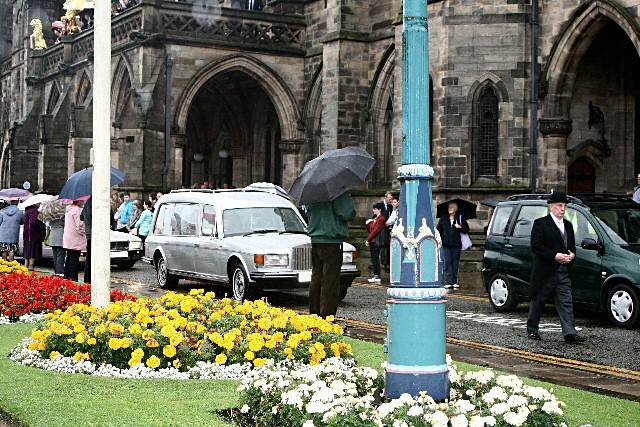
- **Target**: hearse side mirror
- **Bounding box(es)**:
[581,238,604,254]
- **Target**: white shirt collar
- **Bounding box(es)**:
[551,214,565,233]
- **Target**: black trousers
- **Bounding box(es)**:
[309,243,342,318]
[51,246,65,275]
[527,272,577,337]
[64,249,81,282]
[84,239,91,284]
[442,246,461,285]
[369,244,381,276]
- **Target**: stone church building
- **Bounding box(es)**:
[1,0,640,220]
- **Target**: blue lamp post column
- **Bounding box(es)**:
[384,0,449,400]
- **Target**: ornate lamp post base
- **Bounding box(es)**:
[385,165,449,401]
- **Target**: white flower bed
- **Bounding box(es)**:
[10,337,258,380]
[236,356,569,427]
[0,313,46,325]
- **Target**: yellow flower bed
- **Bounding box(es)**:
[29,290,352,370]
[0,259,28,275]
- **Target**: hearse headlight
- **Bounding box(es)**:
[254,254,289,267]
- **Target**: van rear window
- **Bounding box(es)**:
[490,206,514,236]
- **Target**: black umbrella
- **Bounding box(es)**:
[289,147,375,204]
[436,198,477,220]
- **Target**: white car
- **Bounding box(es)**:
[17,228,143,269]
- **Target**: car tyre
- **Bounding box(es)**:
[156,255,178,289]
[607,284,639,328]
[488,273,518,312]
[339,279,352,301]
[230,262,256,301]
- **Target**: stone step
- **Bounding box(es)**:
[461,250,483,261]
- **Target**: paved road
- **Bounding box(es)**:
[46,262,640,372]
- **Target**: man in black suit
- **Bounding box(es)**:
[527,192,586,344]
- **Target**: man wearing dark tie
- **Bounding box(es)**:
[527,192,586,344]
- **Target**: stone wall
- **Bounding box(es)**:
[3,0,640,201]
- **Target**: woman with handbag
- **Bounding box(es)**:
[365,202,387,284]
[127,200,142,232]
[436,201,470,289]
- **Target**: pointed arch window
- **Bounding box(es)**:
[382,98,394,183]
[475,85,499,177]
[47,84,60,114]
[76,74,92,106]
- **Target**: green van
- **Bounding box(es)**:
[483,194,640,327]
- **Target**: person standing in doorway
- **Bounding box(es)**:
[365,202,387,283]
[0,201,24,262]
[307,192,356,318]
[80,197,92,284]
[23,204,46,271]
[436,201,469,289]
[63,200,86,281]
[527,192,586,344]
[633,173,640,203]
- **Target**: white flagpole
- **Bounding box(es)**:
[91,1,112,308]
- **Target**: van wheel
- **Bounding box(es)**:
[607,284,639,328]
[156,256,178,289]
[489,274,517,312]
[230,262,255,301]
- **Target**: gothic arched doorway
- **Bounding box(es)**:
[568,157,596,193]
[184,70,283,188]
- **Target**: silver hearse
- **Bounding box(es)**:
[143,189,360,300]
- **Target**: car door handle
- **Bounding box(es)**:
[504,244,513,249]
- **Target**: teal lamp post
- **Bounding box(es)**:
[384,0,449,400]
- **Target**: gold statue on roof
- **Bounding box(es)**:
[29,19,47,50]
[62,10,81,36]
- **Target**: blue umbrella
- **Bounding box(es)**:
[59,167,126,201]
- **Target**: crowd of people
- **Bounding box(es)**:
[0,190,162,283]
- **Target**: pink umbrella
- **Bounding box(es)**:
[0,188,32,201]
[52,21,64,29]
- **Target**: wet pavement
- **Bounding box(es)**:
[35,262,640,400]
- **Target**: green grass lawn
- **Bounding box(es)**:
[0,323,638,426]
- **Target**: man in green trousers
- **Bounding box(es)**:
[306,191,356,317]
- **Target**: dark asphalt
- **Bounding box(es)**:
[40,262,640,372]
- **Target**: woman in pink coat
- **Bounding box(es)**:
[63,201,86,281]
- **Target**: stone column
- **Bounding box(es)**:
[321,0,370,151]
[539,118,572,192]
[278,138,304,190]
[171,133,186,190]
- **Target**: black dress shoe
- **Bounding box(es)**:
[564,334,587,344]
[528,332,541,340]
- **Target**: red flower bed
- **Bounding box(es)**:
[0,273,135,319]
